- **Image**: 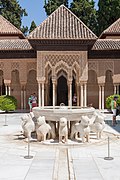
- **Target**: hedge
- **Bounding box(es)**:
[106,94,120,109]
[0,95,17,112]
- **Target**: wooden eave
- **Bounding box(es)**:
[28,39,97,50]
[0,49,36,59]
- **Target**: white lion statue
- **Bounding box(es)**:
[36,116,51,142]
[90,112,105,139]
[21,114,35,140]
[70,115,90,143]
[59,117,68,143]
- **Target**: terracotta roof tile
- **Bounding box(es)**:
[0,15,24,37]
[92,39,120,50]
[0,39,33,50]
[28,5,97,40]
[100,18,120,38]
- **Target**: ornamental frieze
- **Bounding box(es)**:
[44,54,80,66]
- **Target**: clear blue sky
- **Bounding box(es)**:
[18,0,99,28]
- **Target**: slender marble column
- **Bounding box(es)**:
[23,88,26,109]
[8,86,11,96]
[84,83,87,107]
[117,85,119,94]
[99,85,102,109]
[76,83,79,106]
[38,83,41,107]
[69,82,72,107]
[42,83,44,107]
[80,84,84,107]
[5,85,8,95]
[52,82,55,107]
[102,85,104,109]
[21,89,23,109]
[114,85,117,94]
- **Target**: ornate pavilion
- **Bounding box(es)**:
[0,5,120,109]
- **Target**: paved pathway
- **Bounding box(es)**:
[0,112,120,180]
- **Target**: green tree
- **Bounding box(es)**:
[70,0,98,35]
[97,0,120,35]
[0,0,28,35]
[29,21,37,34]
[44,0,68,16]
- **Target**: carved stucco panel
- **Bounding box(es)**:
[88,61,98,73]
[27,62,36,72]
[4,61,11,80]
[0,62,4,70]
[19,61,27,83]
[97,61,105,84]
[79,51,88,82]
[55,61,69,77]
[37,51,45,79]
[105,61,113,73]
[11,62,19,70]
[98,61,105,77]
[44,54,80,66]
[97,61,114,84]
[37,52,88,82]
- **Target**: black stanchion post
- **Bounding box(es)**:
[104,136,114,160]
[24,137,33,159]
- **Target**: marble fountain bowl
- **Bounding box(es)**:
[28,106,109,146]
[32,106,95,122]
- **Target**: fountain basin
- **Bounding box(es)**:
[32,106,95,121]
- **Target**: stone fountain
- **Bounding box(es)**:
[21,106,105,144]
[32,106,95,122]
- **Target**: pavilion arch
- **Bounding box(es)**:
[55,60,69,77]
[72,70,77,98]
[87,70,99,108]
[0,70,5,95]
[45,63,52,106]
[57,69,68,105]
[26,69,38,108]
[11,69,21,108]
[72,61,80,78]
[105,70,114,105]
[45,62,52,83]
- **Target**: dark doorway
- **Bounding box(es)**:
[57,76,68,105]
[49,78,53,105]
[72,77,76,97]
[0,71,5,95]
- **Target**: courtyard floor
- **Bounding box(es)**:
[0,112,120,180]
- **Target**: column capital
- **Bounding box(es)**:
[4,79,11,86]
[114,83,119,86]
[67,78,72,85]
[98,83,105,87]
[37,77,46,83]
[20,81,26,87]
[79,81,87,85]
[52,78,57,84]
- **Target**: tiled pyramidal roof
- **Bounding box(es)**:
[93,18,120,50]
[100,18,120,39]
[0,15,24,36]
[0,15,33,50]
[102,18,120,34]
[28,5,97,40]
[0,39,33,50]
[92,39,120,50]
